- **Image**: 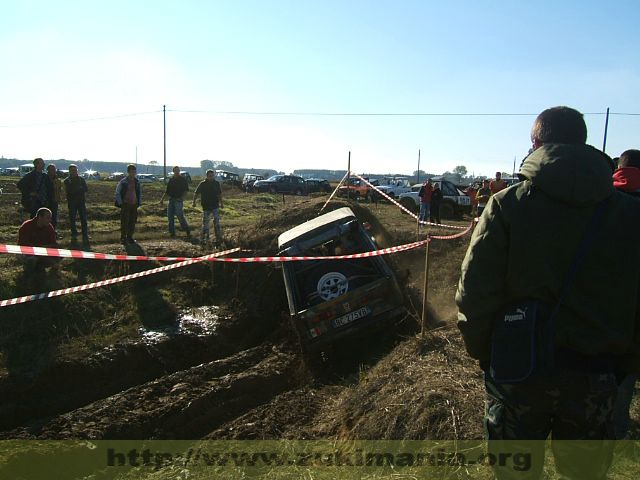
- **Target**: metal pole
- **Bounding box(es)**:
[163,105,167,183]
[420,236,431,337]
[602,107,610,153]
[347,151,351,201]
[417,149,421,184]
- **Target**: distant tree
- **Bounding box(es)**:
[453,165,468,179]
[148,160,158,173]
[213,160,234,169]
[201,159,214,172]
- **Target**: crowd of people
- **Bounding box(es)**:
[14,162,225,269]
[457,106,640,478]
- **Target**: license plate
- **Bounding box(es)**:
[332,306,371,328]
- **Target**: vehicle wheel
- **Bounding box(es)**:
[295,188,303,196]
[440,203,455,219]
[399,197,417,214]
[317,272,349,301]
[269,186,277,195]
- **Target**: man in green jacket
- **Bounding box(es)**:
[456,106,640,479]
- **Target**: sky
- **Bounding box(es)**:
[1,0,639,177]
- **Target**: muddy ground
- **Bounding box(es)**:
[0,196,637,448]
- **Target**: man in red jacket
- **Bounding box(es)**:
[18,207,58,272]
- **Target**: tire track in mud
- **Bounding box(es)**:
[0,305,284,432]
[3,344,300,440]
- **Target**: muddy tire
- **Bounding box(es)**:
[399,197,417,214]
[440,202,455,219]
[269,186,277,195]
[295,188,303,196]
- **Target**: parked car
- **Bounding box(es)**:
[107,172,126,181]
[336,177,378,201]
[137,173,158,183]
[242,173,264,192]
[305,178,332,194]
[253,174,306,195]
[278,207,404,352]
[397,180,472,218]
[180,171,192,183]
[373,177,412,200]
[215,170,240,187]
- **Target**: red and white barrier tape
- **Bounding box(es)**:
[0,248,240,308]
[350,172,469,230]
[319,171,349,214]
[0,225,476,306]
[0,240,427,263]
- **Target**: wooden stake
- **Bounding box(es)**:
[421,236,431,337]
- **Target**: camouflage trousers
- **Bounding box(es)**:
[484,369,617,480]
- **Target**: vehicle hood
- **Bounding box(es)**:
[518,143,614,206]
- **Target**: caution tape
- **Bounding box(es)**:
[0,244,239,263]
[1,240,429,263]
[0,225,476,307]
[319,171,349,214]
[350,172,469,230]
[0,248,240,308]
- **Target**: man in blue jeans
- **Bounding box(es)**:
[160,166,191,239]
[192,169,223,246]
[63,164,89,244]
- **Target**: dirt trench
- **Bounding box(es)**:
[4,344,301,440]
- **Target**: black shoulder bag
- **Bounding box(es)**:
[489,197,610,383]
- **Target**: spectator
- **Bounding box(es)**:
[456,106,640,479]
[418,179,433,222]
[64,164,89,244]
[612,149,640,196]
[17,158,51,218]
[465,182,479,215]
[430,182,443,224]
[489,171,507,194]
[611,148,640,439]
[115,164,141,244]
[192,169,223,246]
[475,179,491,216]
[18,207,58,272]
[46,164,63,232]
[159,166,191,238]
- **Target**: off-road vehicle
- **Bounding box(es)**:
[278,207,404,352]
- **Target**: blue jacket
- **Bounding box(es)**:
[115,176,141,207]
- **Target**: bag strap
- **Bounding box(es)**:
[545,196,611,367]
[553,196,611,314]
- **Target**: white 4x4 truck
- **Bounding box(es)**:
[398,180,471,219]
[374,177,412,199]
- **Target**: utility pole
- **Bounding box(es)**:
[602,107,610,153]
[417,149,421,184]
[163,105,167,183]
[347,151,351,200]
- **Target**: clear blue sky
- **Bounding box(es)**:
[1,0,638,176]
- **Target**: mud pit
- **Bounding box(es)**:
[0,199,488,444]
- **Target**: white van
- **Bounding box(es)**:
[19,164,34,177]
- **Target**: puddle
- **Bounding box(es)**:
[139,306,221,344]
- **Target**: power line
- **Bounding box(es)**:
[0,108,638,128]
[0,110,162,128]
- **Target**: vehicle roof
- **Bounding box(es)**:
[277,207,356,249]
